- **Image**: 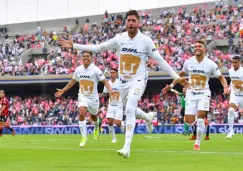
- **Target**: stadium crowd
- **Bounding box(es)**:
[0,3,243,76]
[5,92,243,126]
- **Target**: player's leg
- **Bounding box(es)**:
[117,83,145,158]
[227,96,238,139]
[184,100,199,150]
[189,122,197,140]
[135,108,154,133]
[114,104,125,134]
[181,108,189,135]
[107,106,116,143]
[88,101,100,141]
[204,115,209,140]
[5,118,15,136]
[78,105,88,146]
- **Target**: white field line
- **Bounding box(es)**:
[3,146,243,155]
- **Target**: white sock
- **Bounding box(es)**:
[195,118,205,146]
[135,108,150,122]
[94,117,99,130]
[109,125,116,139]
[228,108,235,133]
[123,98,137,150]
[79,120,86,138]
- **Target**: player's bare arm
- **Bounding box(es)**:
[218,75,230,94]
[55,79,76,98]
[0,104,6,115]
[102,79,113,94]
[162,71,188,94]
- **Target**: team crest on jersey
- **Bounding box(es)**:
[120,54,141,79]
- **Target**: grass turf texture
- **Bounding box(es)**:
[0,134,242,171]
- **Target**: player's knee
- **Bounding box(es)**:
[108,119,114,126]
[184,117,196,125]
[125,97,137,116]
[228,108,235,116]
[114,120,121,127]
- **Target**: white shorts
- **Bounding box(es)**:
[120,80,146,105]
[185,97,210,115]
[106,104,123,120]
[229,93,243,108]
[78,97,99,115]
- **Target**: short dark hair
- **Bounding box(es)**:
[82,51,93,56]
[195,37,206,46]
[126,10,140,20]
[232,55,241,60]
[0,90,4,93]
[110,68,118,72]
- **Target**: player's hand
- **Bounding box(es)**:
[161,84,172,94]
[223,86,230,95]
[177,77,191,89]
[55,88,65,98]
[58,38,73,49]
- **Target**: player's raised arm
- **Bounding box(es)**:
[146,37,190,88]
[59,35,119,54]
[54,70,79,98]
[102,79,113,94]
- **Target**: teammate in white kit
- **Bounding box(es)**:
[162,39,229,150]
[54,51,113,147]
[102,68,125,143]
[59,10,189,158]
[227,55,243,139]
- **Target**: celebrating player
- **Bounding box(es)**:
[162,39,229,150]
[55,51,113,147]
[226,55,243,139]
[59,10,190,158]
[0,90,15,136]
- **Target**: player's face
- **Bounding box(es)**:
[126,15,139,35]
[232,59,241,70]
[194,42,205,57]
[110,70,117,79]
[82,52,92,66]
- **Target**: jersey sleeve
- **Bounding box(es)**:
[182,60,188,73]
[211,62,221,77]
[146,37,179,80]
[72,68,79,81]
[2,98,8,105]
[73,35,119,53]
[95,67,106,81]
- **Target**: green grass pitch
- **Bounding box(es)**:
[0,134,242,171]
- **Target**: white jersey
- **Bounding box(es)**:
[72,64,105,101]
[229,67,243,96]
[103,79,122,105]
[182,56,221,100]
[73,30,179,88]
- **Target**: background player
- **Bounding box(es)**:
[55,51,113,147]
[189,115,210,140]
[0,90,15,136]
[227,55,243,139]
[169,88,189,135]
[102,68,125,143]
[162,39,229,150]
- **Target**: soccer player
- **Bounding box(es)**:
[59,10,189,158]
[169,88,189,135]
[101,68,125,143]
[226,55,243,139]
[55,51,113,147]
[0,90,15,136]
[162,39,229,150]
